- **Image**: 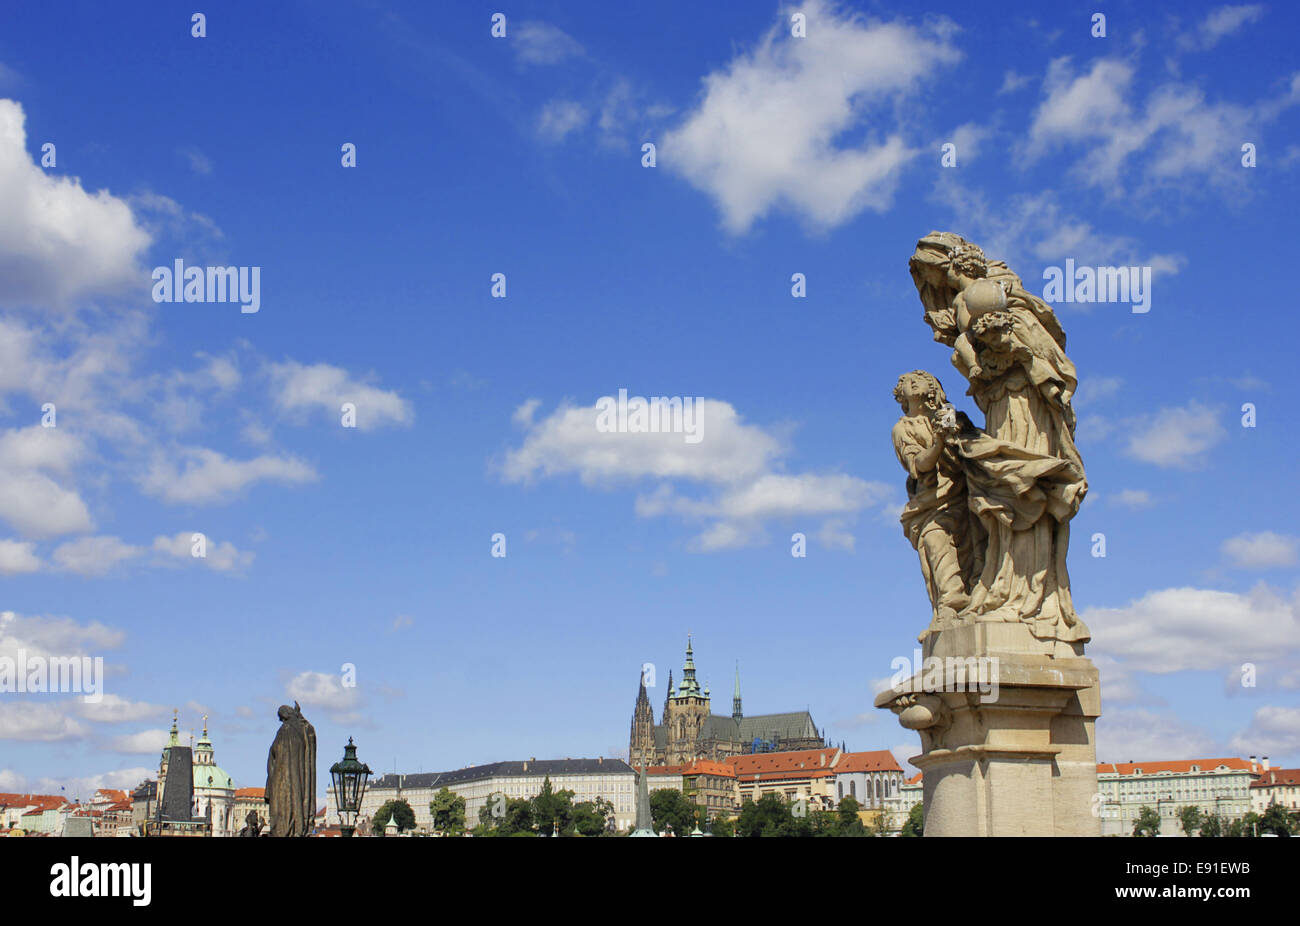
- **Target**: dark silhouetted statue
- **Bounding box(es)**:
[265,702,317,837]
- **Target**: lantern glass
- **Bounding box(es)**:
[328,737,372,835]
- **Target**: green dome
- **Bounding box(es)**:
[193,761,234,792]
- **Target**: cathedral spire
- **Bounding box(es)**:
[678,634,702,697]
[733,662,743,722]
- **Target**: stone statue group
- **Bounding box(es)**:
[893,232,1088,648]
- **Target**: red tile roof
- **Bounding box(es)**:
[833,750,903,774]
[1097,758,1254,775]
[683,759,736,778]
[235,787,265,799]
[1251,768,1300,789]
[727,748,840,776]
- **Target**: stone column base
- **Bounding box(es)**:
[875,623,1101,836]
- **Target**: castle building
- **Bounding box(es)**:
[630,638,825,767]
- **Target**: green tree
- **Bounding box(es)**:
[708,816,735,837]
[531,777,576,836]
[649,788,697,836]
[1259,802,1298,836]
[572,797,615,836]
[429,787,466,836]
[1199,813,1223,837]
[735,793,793,837]
[1178,805,1203,837]
[835,795,869,837]
[1227,811,1262,837]
[900,802,924,838]
[372,798,416,836]
[1133,806,1161,837]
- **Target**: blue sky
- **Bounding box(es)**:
[1,0,1299,799]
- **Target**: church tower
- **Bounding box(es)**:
[663,636,711,764]
[629,669,657,769]
[732,662,743,722]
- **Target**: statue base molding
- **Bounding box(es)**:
[876,623,1101,837]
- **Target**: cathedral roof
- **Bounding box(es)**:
[697,710,819,743]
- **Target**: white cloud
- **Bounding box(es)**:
[140,446,317,504]
[0,466,93,537]
[1123,403,1225,468]
[1178,5,1265,52]
[1027,53,1298,194]
[0,609,125,662]
[1111,489,1154,510]
[1085,584,1300,676]
[1096,707,1218,765]
[932,179,1185,283]
[286,670,360,714]
[503,398,780,486]
[75,694,163,725]
[504,397,890,551]
[0,702,87,741]
[1222,531,1298,569]
[998,70,1033,94]
[662,1,959,233]
[268,361,412,431]
[51,535,142,576]
[178,146,212,175]
[32,767,153,798]
[0,99,152,308]
[0,538,40,574]
[152,531,254,572]
[1230,705,1300,757]
[513,21,584,66]
[536,99,588,143]
[107,729,171,754]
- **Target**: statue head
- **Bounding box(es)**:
[894,370,947,414]
[949,241,988,280]
[277,704,293,722]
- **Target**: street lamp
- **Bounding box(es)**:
[329,737,372,838]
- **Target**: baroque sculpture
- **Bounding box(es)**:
[877,231,1102,837]
[265,702,317,837]
[897,231,1088,648]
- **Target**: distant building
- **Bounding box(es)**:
[630,638,825,766]
[1095,758,1257,835]
[1250,761,1299,815]
[0,793,70,834]
[347,757,637,833]
[153,710,234,836]
[131,780,157,832]
[641,759,738,820]
[233,787,268,834]
[898,771,923,821]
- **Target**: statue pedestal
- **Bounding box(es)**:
[875,623,1101,837]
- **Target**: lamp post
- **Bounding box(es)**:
[329,737,372,838]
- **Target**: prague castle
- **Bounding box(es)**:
[629,638,825,766]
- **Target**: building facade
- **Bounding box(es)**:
[630,639,825,767]
[1095,758,1257,836]
[346,757,637,833]
[1250,763,1299,814]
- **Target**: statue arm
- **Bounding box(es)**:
[893,423,941,477]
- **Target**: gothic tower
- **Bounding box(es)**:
[663,636,711,764]
[732,662,743,722]
[629,669,656,769]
